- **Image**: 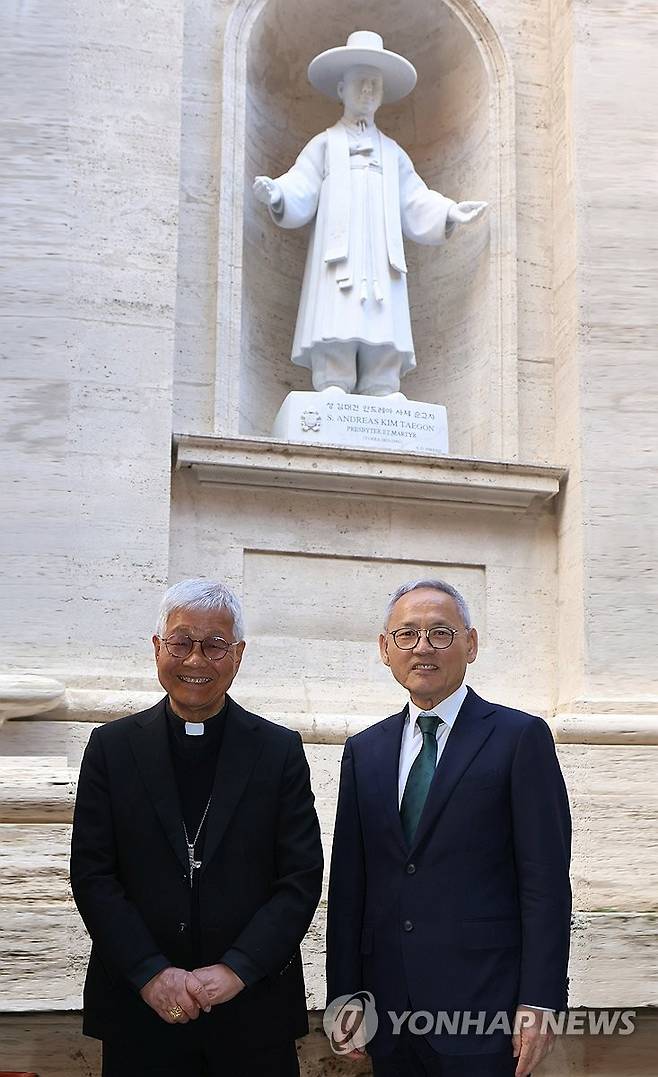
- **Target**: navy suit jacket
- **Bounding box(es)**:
[326,688,572,1056]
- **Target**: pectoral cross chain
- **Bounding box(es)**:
[182,796,212,888]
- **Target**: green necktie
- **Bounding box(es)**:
[400,712,441,846]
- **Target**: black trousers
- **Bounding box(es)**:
[371,1029,521,1077]
[102,1037,300,1077]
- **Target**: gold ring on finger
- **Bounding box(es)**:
[169,1004,184,1020]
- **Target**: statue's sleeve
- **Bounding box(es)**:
[398,148,457,245]
[269,134,325,230]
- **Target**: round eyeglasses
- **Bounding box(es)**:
[160,634,241,661]
[387,627,466,650]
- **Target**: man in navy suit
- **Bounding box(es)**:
[326,579,571,1076]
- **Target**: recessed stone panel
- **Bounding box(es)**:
[243,549,485,643]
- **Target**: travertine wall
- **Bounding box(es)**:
[553,0,657,708]
[2,0,656,1074]
[168,474,559,715]
[552,0,658,715]
[3,0,183,687]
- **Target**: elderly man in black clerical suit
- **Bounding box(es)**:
[326,579,571,1077]
[71,578,323,1077]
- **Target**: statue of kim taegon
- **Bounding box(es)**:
[254,31,487,399]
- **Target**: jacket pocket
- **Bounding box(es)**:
[455,770,502,791]
[462,918,521,949]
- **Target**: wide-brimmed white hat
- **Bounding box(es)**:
[308,31,417,104]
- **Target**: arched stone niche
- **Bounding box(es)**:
[217,0,517,459]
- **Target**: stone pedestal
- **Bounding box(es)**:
[272,391,449,455]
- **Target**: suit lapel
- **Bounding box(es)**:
[372,706,408,857]
[410,688,496,852]
[200,697,264,876]
[128,699,188,872]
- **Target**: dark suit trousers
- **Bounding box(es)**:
[371,1029,520,1077]
[102,1037,300,1077]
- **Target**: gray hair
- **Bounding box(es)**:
[384,579,472,630]
[155,578,245,640]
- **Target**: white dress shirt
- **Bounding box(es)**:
[397,681,467,805]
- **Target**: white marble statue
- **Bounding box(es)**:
[254,31,487,398]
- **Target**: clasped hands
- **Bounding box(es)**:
[140,963,245,1024]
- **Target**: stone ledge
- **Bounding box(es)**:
[569,913,658,1008]
[0,758,75,821]
[0,676,66,723]
[19,690,658,745]
[174,434,566,510]
[554,716,658,745]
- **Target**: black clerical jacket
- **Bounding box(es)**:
[70,696,323,1048]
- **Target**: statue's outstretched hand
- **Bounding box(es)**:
[447,200,488,225]
[253,176,283,208]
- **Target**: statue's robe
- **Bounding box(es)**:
[270,120,456,375]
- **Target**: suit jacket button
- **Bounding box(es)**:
[403,920,414,932]
[406,863,416,874]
